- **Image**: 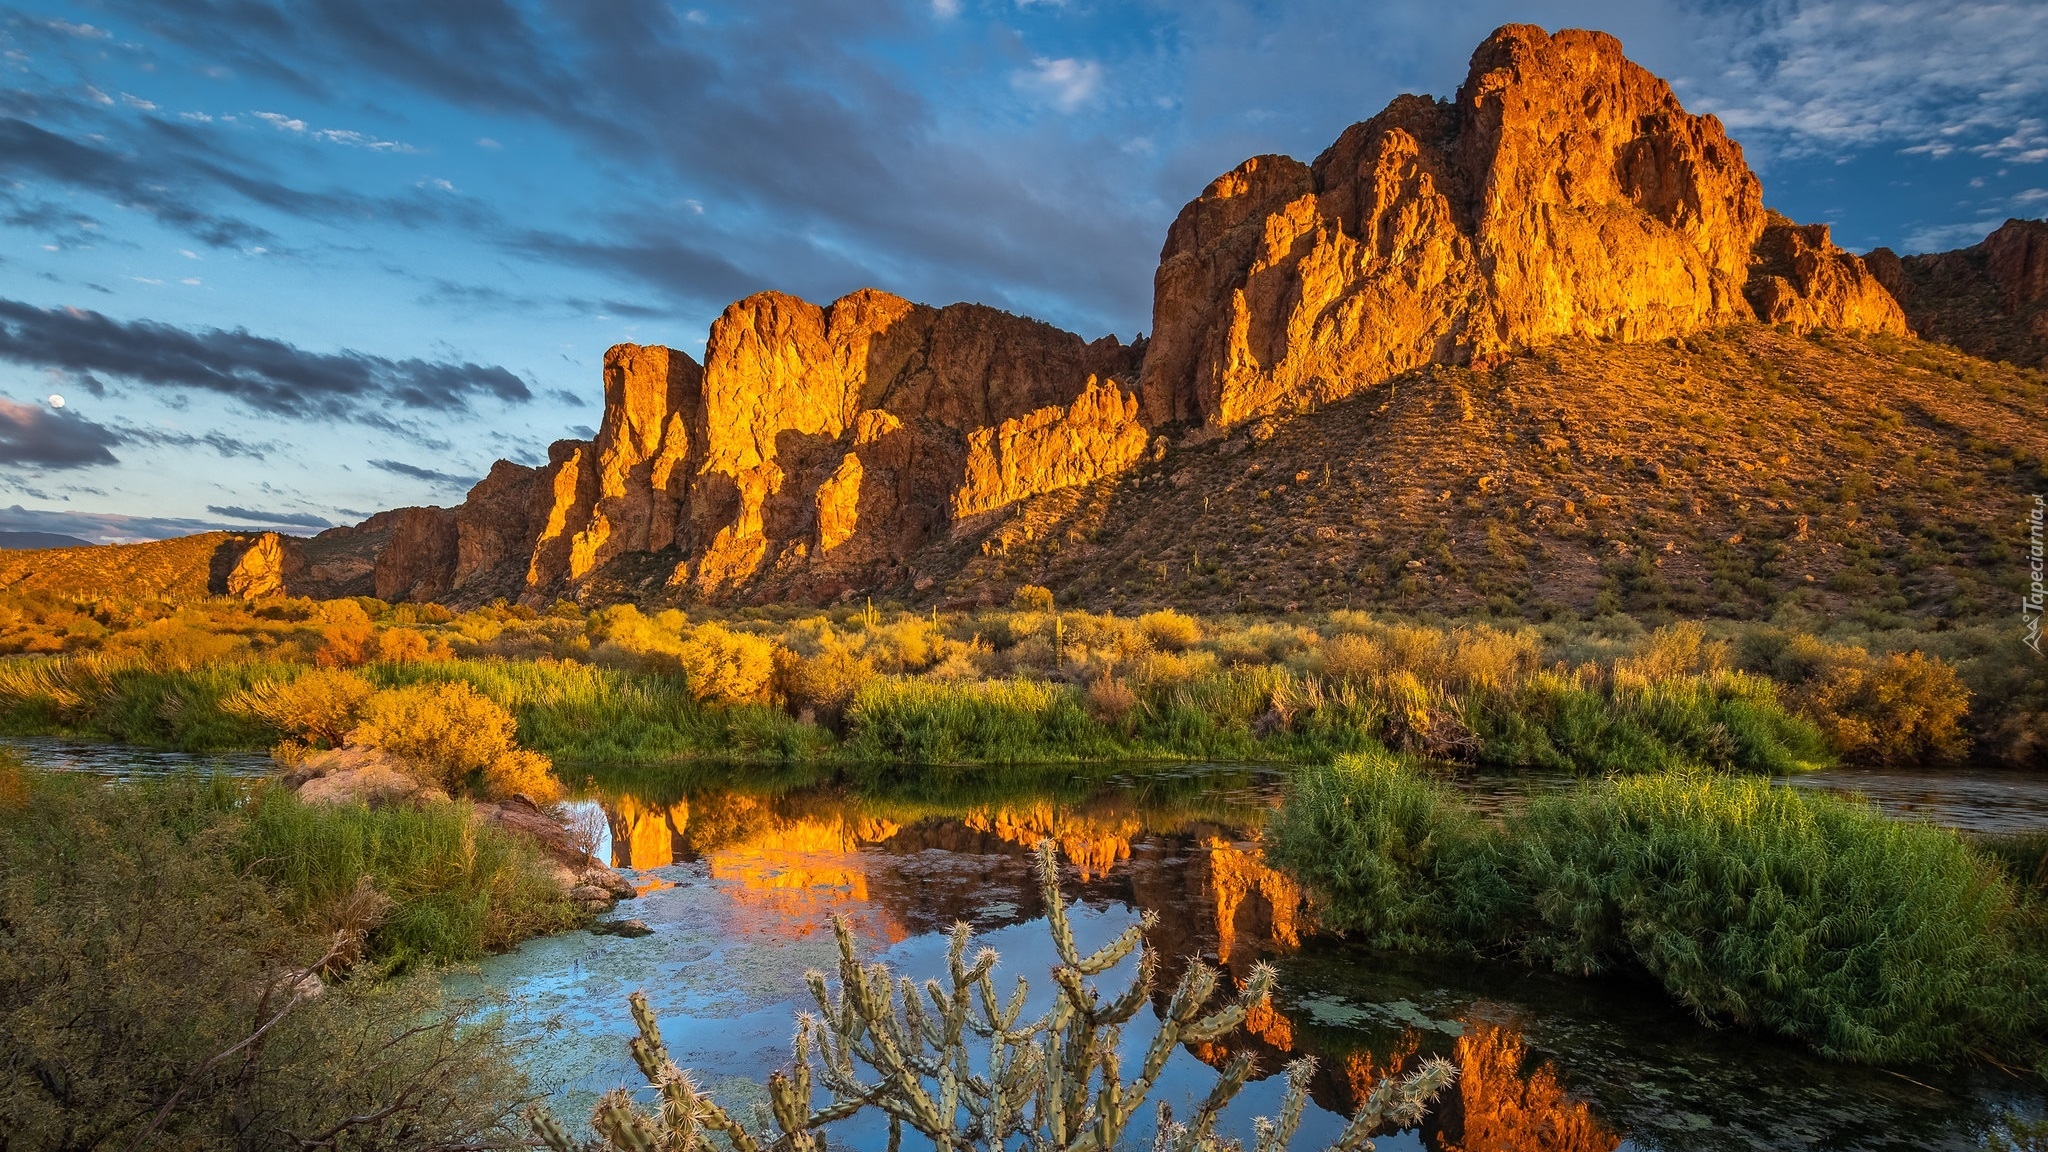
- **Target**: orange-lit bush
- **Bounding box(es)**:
[222,667,375,749]
[347,682,561,803]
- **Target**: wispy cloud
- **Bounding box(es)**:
[367,458,477,490]
[1693,1,2048,163]
[253,110,417,152]
[0,298,533,421]
[1013,57,1104,112]
[206,503,330,528]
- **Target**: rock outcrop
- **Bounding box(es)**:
[1140,24,1904,431]
[1870,217,2048,368]
[221,532,294,599]
[1746,218,1909,334]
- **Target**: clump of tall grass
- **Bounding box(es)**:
[1266,753,1512,949]
[238,784,580,969]
[841,677,1117,764]
[1273,756,2048,1069]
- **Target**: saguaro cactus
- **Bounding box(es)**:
[529,840,1452,1152]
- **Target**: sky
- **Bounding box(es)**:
[2,0,2044,543]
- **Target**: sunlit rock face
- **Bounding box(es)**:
[1138,24,1894,431]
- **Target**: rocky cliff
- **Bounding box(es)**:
[282,23,2012,609]
[1868,217,2048,368]
[1139,24,1904,430]
[299,290,1143,605]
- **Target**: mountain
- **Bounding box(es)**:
[19,25,2045,623]
[0,531,93,550]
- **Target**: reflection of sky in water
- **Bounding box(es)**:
[2,735,271,780]
[463,771,2044,1152]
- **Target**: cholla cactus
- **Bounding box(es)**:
[529,840,1452,1152]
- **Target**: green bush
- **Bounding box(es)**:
[1274,759,2048,1068]
[1266,752,1512,948]
[0,765,529,1148]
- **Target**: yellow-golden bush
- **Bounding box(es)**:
[346,682,561,802]
[674,622,776,705]
[222,667,374,748]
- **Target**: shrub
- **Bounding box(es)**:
[1266,752,1511,948]
[773,646,875,726]
[1084,674,1138,726]
[347,682,562,803]
[0,769,529,1149]
[1272,760,2048,1068]
[1513,774,2039,1065]
[315,600,375,668]
[1800,650,1972,763]
[675,622,776,704]
[223,666,375,748]
[376,626,432,663]
[1137,608,1203,652]
[1011,584,1055,611]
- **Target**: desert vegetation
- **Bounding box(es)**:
[1267,752,2048,1072]
[0,587,2014,772]
[0,753,563,1147]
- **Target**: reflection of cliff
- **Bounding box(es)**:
[960,804,1140,881]
[1427,1024,1618,1152]
[595,786,1299,965]
[1201,1004,1618,1152]
[594,783,1614,1150]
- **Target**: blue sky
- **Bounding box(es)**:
[2,0,2043,542]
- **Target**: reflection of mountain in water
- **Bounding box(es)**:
[594,775,1616,1152]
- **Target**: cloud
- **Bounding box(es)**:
[0,116,275,249]
[0,398,121,468]
[0,504,310,543]
[1692,1,2048,163]
[254,110,417,151]
[0,299,532,421]
[206,504,331,528]
[1014,57,1104,112]
[368,459,478,489]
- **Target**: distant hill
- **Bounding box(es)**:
[0,531,93,550]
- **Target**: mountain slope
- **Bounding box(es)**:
[923,327,2042,625]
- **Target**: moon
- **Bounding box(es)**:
[47,394,64,408]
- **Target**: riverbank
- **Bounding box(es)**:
[0,752,580,1147]
[4,595,2024,776]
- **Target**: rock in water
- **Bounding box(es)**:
[590,918,654,938]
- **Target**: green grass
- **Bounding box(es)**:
[1269,753,2048,1069]
[238,785,582,969]
[0,651,1836,775]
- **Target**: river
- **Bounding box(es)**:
[11,739,2045,1149]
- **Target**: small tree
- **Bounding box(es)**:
[529,841,1452,1152]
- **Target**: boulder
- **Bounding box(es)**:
[287,747,449,809]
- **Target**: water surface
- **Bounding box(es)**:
[471,763,2047,1151]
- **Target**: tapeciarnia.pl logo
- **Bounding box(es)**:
[2028,494,2045,656]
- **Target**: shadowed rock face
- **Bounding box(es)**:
[1869,217,2048,369]
[1139,24,1903,430]
[292,23,2000,609]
